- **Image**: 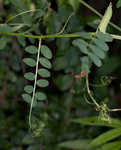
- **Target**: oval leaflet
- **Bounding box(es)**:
[23,58,36,67]
[25,45,38,54]
[40,57,52,69]
[37,79,49,87]
[41,45,52,59]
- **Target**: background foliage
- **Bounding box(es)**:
[0,0,121,150]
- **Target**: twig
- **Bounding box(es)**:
[29,39,42,129]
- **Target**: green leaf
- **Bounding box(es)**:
[38,68,51,78]
[96,32,113,42]
[59,140,91,150]
[22,94,31,104]
[0,24,13,32]
[72,116,121,128]
[39,57,52,69]
[41,45,52,59]
[23,58,36,67]
[89,53,102,67]
[35,92,47,100]
[72,39,89,54]
[89,45,105,59]
[116,0,121,8]
[98,3,112,33]
[22,94,37,106]
[90,128,121,147]
[25,46,38,54]
[24,85,33,94]
[99,141,121,150]
[93,38,109,51]
[24,72,35,81]
[37,79,49,87]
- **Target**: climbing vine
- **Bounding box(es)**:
[1,0,121,149]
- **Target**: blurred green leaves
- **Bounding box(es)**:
[54,75,73,91]
[116,0,121,8]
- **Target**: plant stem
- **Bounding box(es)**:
[56,12,74,34]
[29,38,42,129]
[110,34,121,40]
[6,9,40,23]
[86,74,100,108]
[1,31,121,41]
[0,32,81,39]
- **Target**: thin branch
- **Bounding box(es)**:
[56,12,74,34]
[6,9,40,23]
[29,39,42,129]
[86,74,100,108]
[0,32,81,39]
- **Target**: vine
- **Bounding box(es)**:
[1,0,121,133]
[29,39,42,129]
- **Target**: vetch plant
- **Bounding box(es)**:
[22,39,53,129]
[1,0,121,140]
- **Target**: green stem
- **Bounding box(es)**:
[0,32,81,39]
[6,9,40,23]
[56,12,74,34]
